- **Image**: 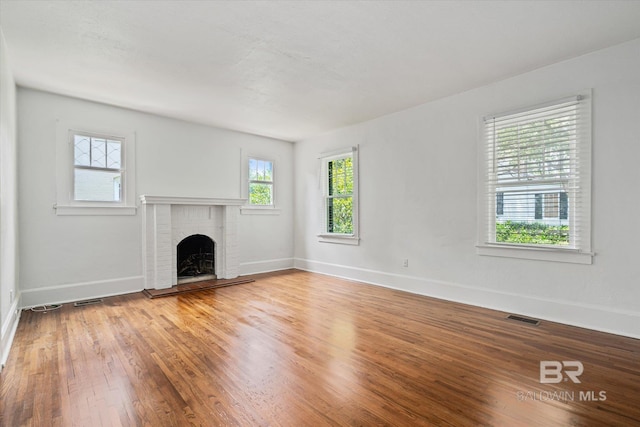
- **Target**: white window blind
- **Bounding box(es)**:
[483,94,591,253]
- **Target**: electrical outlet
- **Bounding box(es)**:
[403,259,409,267]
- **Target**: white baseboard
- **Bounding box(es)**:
[239,258,294,276]
[294,258,640,340]
[1,292,22,370]
[18,258,294,309]
[20,276,144,308]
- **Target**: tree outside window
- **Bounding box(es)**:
[318,146,359,245]
[326,155,353,234]
[249,158,273,206]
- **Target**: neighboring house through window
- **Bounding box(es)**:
[479,93,592,263]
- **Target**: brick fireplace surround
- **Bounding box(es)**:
[140,196,245,289]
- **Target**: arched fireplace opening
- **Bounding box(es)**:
[177,234,215,284]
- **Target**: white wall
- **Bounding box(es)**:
[18,89,294,306]
[0,27,20,368]
[294,38,640,338]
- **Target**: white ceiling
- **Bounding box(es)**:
[2,1,640,142]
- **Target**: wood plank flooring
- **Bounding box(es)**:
[1,270,639,426]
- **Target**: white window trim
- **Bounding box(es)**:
[240,152,280,215]
[55,120,136,216]
[317,146,359,245]
[476,244,593,264]
[476,92,592,264]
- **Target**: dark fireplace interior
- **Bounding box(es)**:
[177,234,215,280]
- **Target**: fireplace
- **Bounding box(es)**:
[177,234,215,284]
[140,196,245,289]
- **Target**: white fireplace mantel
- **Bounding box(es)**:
[140,195,246,289]
[140,195,246,207]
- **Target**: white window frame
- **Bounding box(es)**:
[55,120,136,216]
[477,92,592,264]
[240,152,280,215]
[72,132,124,202]
[318,146,359,245]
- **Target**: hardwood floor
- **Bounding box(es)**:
[2,270,639,426]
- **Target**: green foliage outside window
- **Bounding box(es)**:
[328,197,353,234]
[327,157,353,234]
[249,158,273,205]
[249,183,272,205]
[496,221,569,245]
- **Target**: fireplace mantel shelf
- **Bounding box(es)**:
[140,195,246,206]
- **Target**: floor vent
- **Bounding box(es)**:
[73,298,104,307]
[506,314,540,326]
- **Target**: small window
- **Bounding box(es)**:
[73,133,124,202]
[318,146,359,245]
[55,122,136,215]
[248,158,274,206]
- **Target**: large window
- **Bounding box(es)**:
[248,158,274,206]
[479,94,592,263]
[319,146,359,245]
[73,133,123,202]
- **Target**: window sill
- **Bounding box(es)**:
[318,233,360,246]
[54,204,137,216]
[476,244,593,264]
[240,206,281,215]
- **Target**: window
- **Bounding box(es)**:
[248,158,273,206]
[319,146,359,245]
[55,122,136,215]
[533,192,568,220]
[479,93,592,263]
[240,153,279,215]
[73,133,123,202]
